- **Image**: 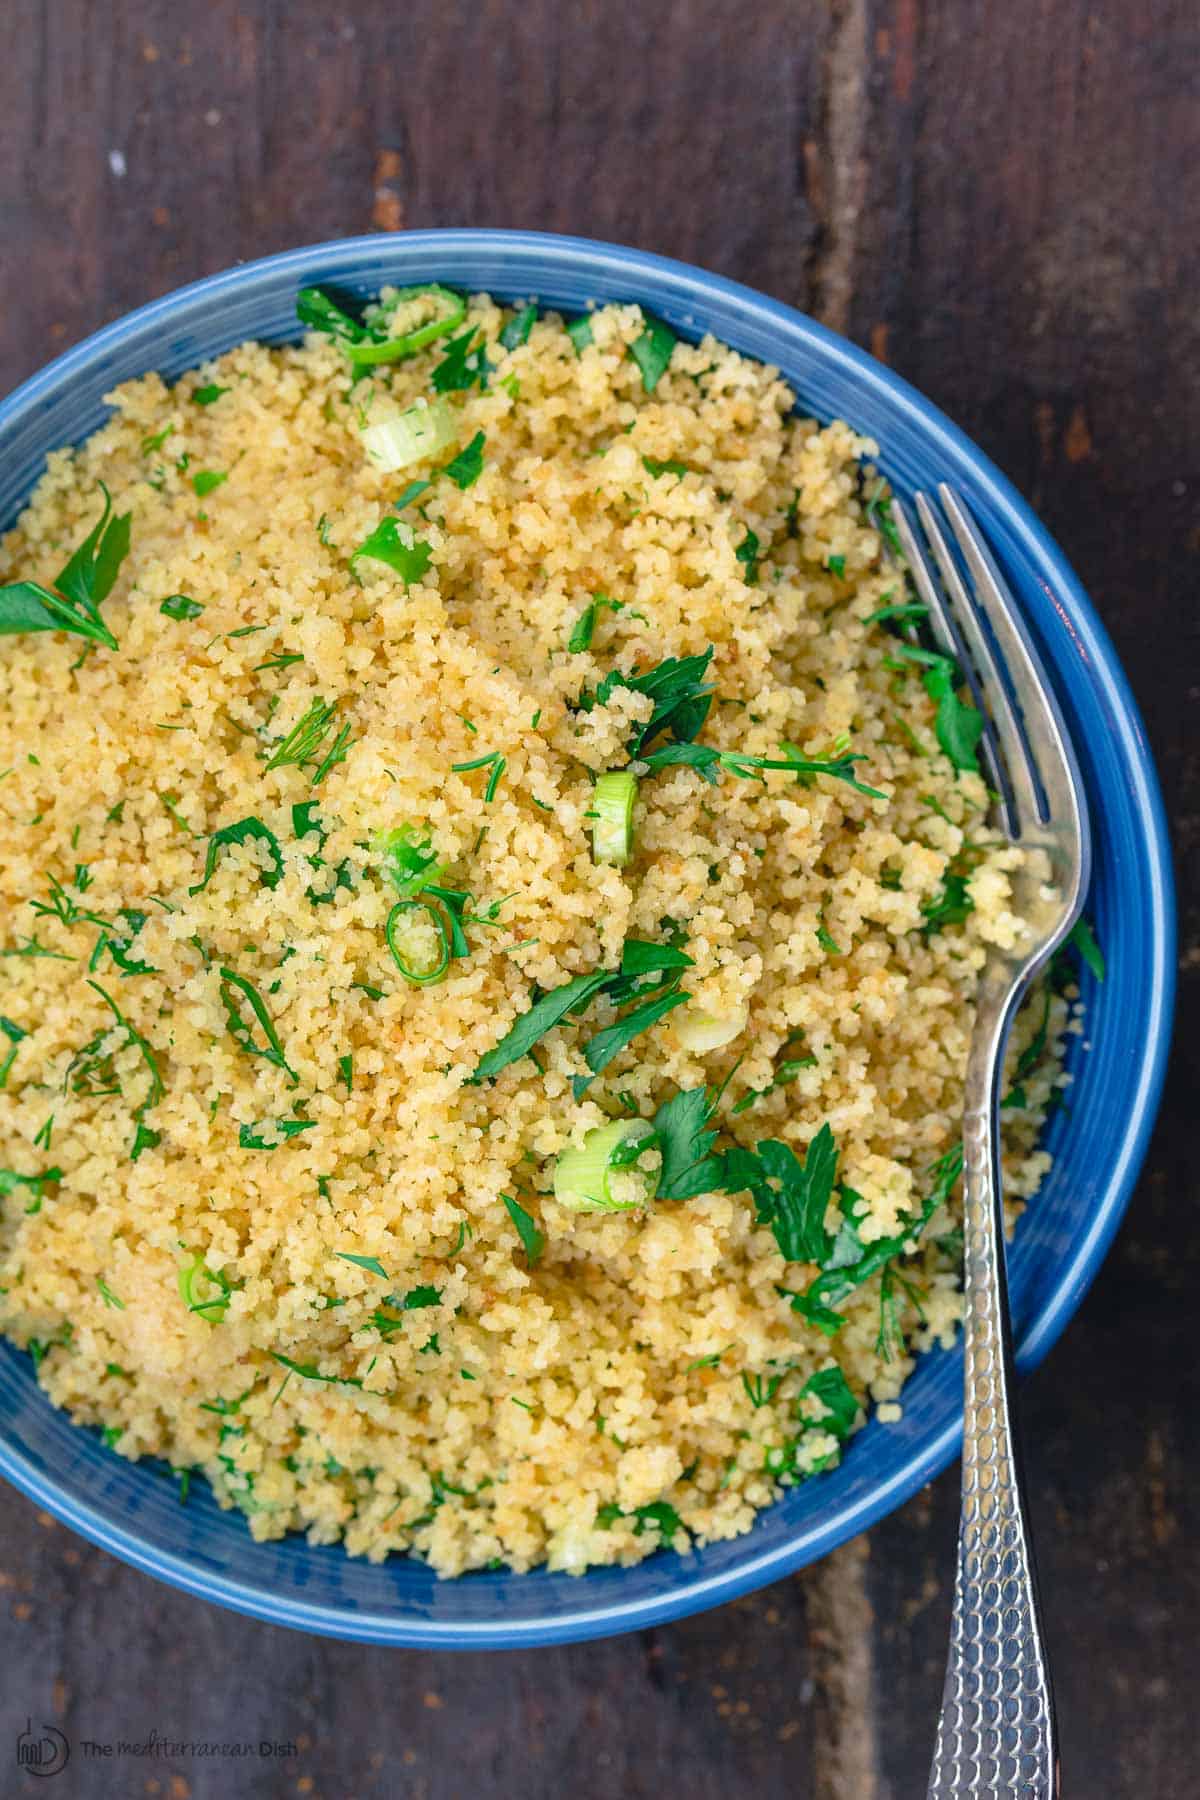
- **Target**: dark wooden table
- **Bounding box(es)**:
[2,3,1195,1794]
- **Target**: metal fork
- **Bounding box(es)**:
[892,486,1091,1800]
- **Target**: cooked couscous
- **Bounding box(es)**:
[0,289,1076,1575]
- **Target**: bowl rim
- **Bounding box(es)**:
[0,227,1176,1646]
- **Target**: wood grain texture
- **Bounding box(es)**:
[1,0,1197,1795]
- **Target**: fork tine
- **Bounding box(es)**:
[912,492,1044,833]
[891,497,1013,829]
[936,485,1087,848]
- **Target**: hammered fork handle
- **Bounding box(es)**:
[927,980,1059,1799]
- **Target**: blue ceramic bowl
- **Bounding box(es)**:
[0,231,1174,1646]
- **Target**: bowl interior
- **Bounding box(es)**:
[0,232,1173,1646]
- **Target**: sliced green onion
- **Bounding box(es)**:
[386,900,450,986]
[553,1120,661,1214]
[349,285,467,367]
[591,770,638,866]
[674,1006,747,1053]
[178,1255,232,1323]
[361,398,459,472]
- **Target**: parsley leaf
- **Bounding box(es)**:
[193,383,230,406]
[502,1193,544,1265]
[642,456,689,479]
[159,595,204,621]
[1067,915,1105,981]
[596,648,716,755]
[628,315,676,392]
[351,517,433,585]
[740,1124,839,1264]
[238,1117,315,1149]
[579,986,688,1080]
[192,470,227,498]
[652,1085,723,1199]
[921,869,974,934]
[0,484,128,651]
[190,817,284,895]
[335,1252,388,1279]
[567,593,623,653]
[431,327,489,393]
[394,479,431,511]
[443,431,486,491]
[735,528,761,585]
[470,970,612,1083]
[892,646,983,773]
[218,967,297,1084]
[500,304,537,350]
[565,315,593,354]
[640,739,884,799]
[0,1017,27,1089]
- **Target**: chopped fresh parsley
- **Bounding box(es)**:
[218,967,297,1084]
[735,528,761,586]
[921,869,974,934]
[394,479,431,511]
[431,327,489,393]
[190,817,284,895]
[500,304,537,350]
[0,1017,26,1089]
[502,1193,544,1265]
[827,554,846,579]
[350,517,433,585]
[97,1275,126,1310]
[0,483,129,651]
[192,383,230,406]
[335,1252,388,1279]
[238,1117,315,1149]
[734,1123,839,1265]
[565,315,593,354]
[651,1084,724,1200]
[593,648,716,756]
[0,1165,62,1213]
[159,594,204,621]
[442,431,486,490]
[567,593,626,653]
[597,1497,685,1545]
[628,316,677,392]
[639,738,885,799]
[1067,915,1105,982]
[192,470,227,498]
[641,456,690,479]
[270,1352,362,1389]
[891,646,983,774]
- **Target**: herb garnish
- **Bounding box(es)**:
[597,1498,685,1545]
[451,750,506,805]
[567,593,626,653]
[238,1117,315,1149]
[69,981,163,1160]
[502,1194,544,1265]
[735,528,761,585]
[431,327,489,393]
[351,517,433,586]
[192,384,230,406]
[0,1017,26,1089]
[443,431,486,490]
[265,697,345,777]
[628,315,677,392]
[190,817,284,895]
[500,304,537,350]
[192,470,227,498]
[0,484,129,650]
[160,595,205,621]
[218,967,297,1084]
[889,646,983,774]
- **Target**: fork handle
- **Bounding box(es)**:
[927,982,1059,1799]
